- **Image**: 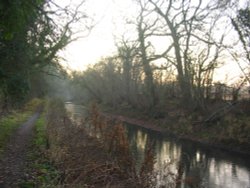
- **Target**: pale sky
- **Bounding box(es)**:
[57,0,246,84]
[59,0,136,71]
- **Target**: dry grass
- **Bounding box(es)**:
[45,100,138,187]
[45,100,179,187]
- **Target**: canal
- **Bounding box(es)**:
[65,102,250,188]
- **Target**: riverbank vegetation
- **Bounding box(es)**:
[67,1,250,154]
[69,61,250,154]
[99,98,250,154]
[20,99,182,187]
[42,99,163,187]
[0,0,250,186]
[0,0,90,170]
[1,0,249,152]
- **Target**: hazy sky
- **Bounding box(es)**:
[59,0,136,71]
[56,0,246,83]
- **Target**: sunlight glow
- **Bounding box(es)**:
[57,0,136,71]
[57,0,244,83]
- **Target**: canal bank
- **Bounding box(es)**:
[66,102,250,188]
[102,113,250,157]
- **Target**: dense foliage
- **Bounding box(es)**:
[0,0,87,111]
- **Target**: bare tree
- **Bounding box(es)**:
[146,0,227,109]
[136,0,158,108]
[116,39,138,104]
[230,7,250,84]
[132,0,173,108]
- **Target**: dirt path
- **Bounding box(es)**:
[0,112,40,188]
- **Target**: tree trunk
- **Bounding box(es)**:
[138,29,157,108]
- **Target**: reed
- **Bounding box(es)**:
[45,100,178,187]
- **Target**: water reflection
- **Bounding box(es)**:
[65,102,88,124]
[125,124,250,188]
[65,103,250,188]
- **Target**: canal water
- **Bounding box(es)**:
[65,102,250,188]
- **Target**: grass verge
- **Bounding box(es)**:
[19,112,59,188]
[0,111,31,157]
[0,98,44,157]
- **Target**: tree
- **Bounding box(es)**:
[132,0,172,108]
[0,0,38,109]
[231,7,250,63]
[231,7,250,84]
[117,39,138,104]
[0,0,91,111]
[72,58,116,106]
[147,0,226,109]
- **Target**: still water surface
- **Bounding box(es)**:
[65,103,250,188]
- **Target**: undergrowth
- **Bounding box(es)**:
[19,106,59,187]
[0,112,31,157]
[43,99,176,187]
[90,103,185,187]
[26,99,180,187]
[103,100,250,154]
[0,98,44,157]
